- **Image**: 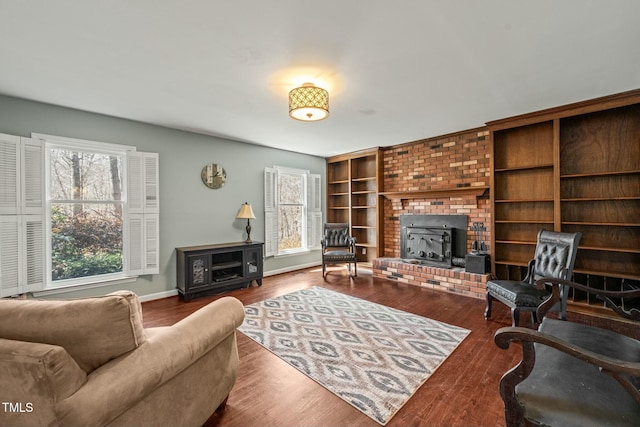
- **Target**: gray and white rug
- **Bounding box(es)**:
[238,287,470,425]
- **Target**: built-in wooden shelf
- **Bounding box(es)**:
[326,147,382,267]
[380,186,489,200]
[490,89,640,317]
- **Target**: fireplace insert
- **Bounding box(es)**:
[400,214,468,268]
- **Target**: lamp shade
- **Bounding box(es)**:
[289,83,329,121]
[236,202,256,219]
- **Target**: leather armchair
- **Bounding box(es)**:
[485,229,581,326]
[321,223,357,278]
[495,277,640,427]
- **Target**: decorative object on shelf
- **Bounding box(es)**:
[236,202,256,243]
[201,163,227,189]
[288,82,329,121]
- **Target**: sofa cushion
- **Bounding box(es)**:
[0,291,146,373]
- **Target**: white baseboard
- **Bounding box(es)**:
[139,262,327,302]
[264,262,322,277]
[138,289,179,302]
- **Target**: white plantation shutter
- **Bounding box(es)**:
[128,214,144,275]
[22,139,44,214]
[144,214,159,273]
[144,153,159,213]
[307,173,322,250]
[0,134,20,215]
[127,152,159,275]
[264,167,277,257]
[24,215,45,292]
[128,153,143,213]
[0,216,20,297]
[0,136,45,296]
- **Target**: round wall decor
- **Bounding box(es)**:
[201,163,227,189]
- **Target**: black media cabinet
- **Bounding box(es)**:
[176,241,263,301]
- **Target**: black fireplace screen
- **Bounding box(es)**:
[400,214,468,267]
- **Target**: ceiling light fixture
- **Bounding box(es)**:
[288,82,329,121]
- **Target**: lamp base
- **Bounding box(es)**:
[245,220,252,243]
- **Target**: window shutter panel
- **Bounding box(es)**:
[128,213,144,275]
[127,152,159,275]
[24,215,45,292]
[0,216,21,297]
[308,212,323,250]
[264,167,277,256]
[21,138,44,215]
[144,213,159,274]
[0,134,20,215]
[264,211,278,257]
[307,174,322,250]
[128,152,143,213]
[143,153,159,213]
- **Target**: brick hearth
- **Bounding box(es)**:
[373,258,489,300]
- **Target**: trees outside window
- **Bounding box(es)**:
[277,170,305,252]
[264,166,322,257]
[49,148,124,281]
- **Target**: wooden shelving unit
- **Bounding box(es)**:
[326,148,382,266]
[488,90,640,316]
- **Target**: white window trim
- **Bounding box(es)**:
[42,137,131,289]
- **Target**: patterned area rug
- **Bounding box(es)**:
[238,287,470,425]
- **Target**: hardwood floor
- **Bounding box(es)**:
[142,266,524,427]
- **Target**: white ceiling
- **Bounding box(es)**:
[1,1,639,158]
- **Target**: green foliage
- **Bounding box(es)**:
[51,205,123,280]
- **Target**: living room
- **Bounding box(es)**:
[1,2,640,427]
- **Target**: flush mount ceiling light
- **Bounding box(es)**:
[288,82,329,121]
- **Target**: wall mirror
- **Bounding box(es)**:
[201,163,227,189]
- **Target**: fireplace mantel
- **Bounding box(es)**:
[380,185,489,200]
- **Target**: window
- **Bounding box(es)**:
[49,147,125,282]
[264,166,322,257]
[0,132,158,296]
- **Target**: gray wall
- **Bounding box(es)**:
[0,95,326,299]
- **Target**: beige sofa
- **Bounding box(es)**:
[0,291,245,427]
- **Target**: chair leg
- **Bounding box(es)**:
[530,311,538,326]
[353,261,357,277]
[322,263,326,278]
[511,307,520,327]
[559,286,567,321]
[484,292,493,319]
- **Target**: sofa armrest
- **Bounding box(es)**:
[55,296,245,427]
[0,339,88,427]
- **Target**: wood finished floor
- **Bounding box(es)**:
[142,266,524,427]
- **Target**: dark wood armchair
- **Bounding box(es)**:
[321,223,357,278]
[495,277,640,427]
[485,229,582,326]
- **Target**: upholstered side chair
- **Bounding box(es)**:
[485,229,582,327]
[321,223,357,278]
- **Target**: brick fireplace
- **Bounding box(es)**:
[372,128,492,300]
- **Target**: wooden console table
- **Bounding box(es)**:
[176,241,263,301]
